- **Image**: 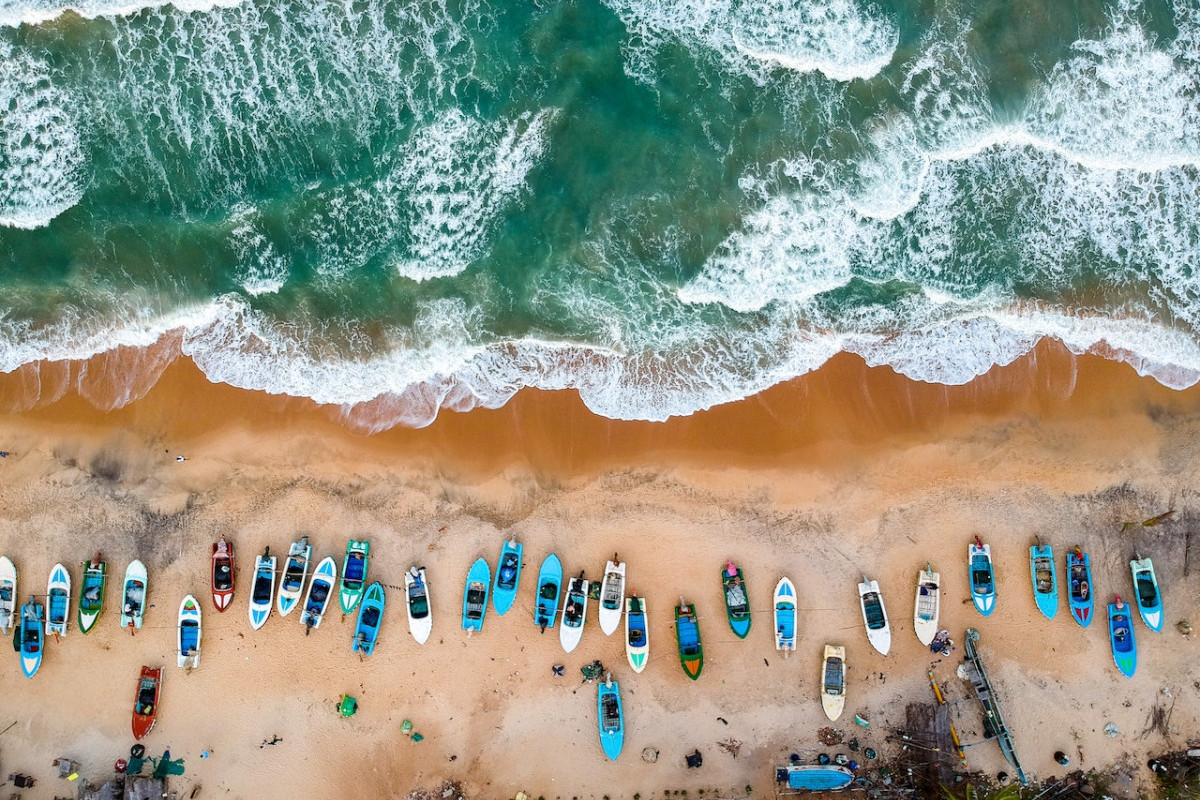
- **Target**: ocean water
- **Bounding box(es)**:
[0,0,1198,429]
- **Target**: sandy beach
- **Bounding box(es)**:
[1,340,1200,799]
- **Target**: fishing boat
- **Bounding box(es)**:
[120,560,148,631]
[277,536,311,617]
[820,644,846,721]
[1067,547,1094,627]
[492,540,523,616]
[404,566,432,644]
[353,581,386,655]
[560,572,589,653]
[131,665,163,740]
[18,599,43,678]
[211,537,235,612]
[598,557,626,636]
[721,561,751,639]
[177,595,201,669]
[674,598,704,680]
[912,564,940,645]
[0,556,15,635]
[534,554,562,631]
[597,673,624,761]
[1030,542,1058,619]
[248,548,276,631]
[775,765,854,791]
[462,558,490,633]
[1130,556,1163,632]
[969,537,996,616]
[338,539,370,615]
[774,577,797,656]
[858,576,891,656]
[77,554,107,634]
[46,562,70,637]
[625,593,649,673]
[300,556,337,633]
[1108,596,1137,678]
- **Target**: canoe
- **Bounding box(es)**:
[597,674,624,761]
[338,539,370,615]
[1130,556,1163,632]
[560,573,589,653]
[462,558,491,633]
[0,556,15,635]
[353,581,386,655]
[820,644,846,721]
[277,536,311,617]
[774,577,797,656]
[46,562,70,637]
[969,538,996,616]
[177,595,202,669]
[625,593,649,673]
[777,765,854,791]
[492,540,523,616]
[722,561,751,639]
[912,565,940,646]
[18,599,43,678]
[674,598,704,680]
[404,566,432,644]
[300,556,337,633]
[598,557,626,636]
[1030,543,1058,620]
[248,548,277,631]
[1108,596,1137,677]
[1066,548,1094,627]
[120,560,148,631]
[858,576,891,656]
[78,554,107,634]
[131,665,163,740]
[211,537,235,612]
[534,554,562,631]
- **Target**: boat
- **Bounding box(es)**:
[1067,547,1094,627]
[77,554,107,634]
[45,562,70,638]
[0,556,15,635]
[248,548,277,631]
[211,537,235,612]
[1108,596,1137,678]
[820,644,846,721]
[1030,542,1058,619]
[1130,556,1163,632]
[534,553,562,631]
[300,556,337,633]
[776,765,854,791]
[559,572,589,653]
[462,558,490,633]
[774,577,797,656]
[17,598,43,678]
[120,560,148,631]
[721,561,751,639]
[598,557,626,636]
[674,598,704,680]
[597,673,624,761]
[353,581,386,655]
[404,566,432,644]
[338,539,370,615]
[858,575,891,655]
[969,537,996,616]
[177,595,201,669]
[912,564,940,646]
[625,593,649,673]
[277,536,311,617]
[492,539,523,616]
[131,665,163,740]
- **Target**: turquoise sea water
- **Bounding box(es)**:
[0,0,1198,428]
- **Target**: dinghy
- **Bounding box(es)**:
[1030,542,1058,619]
[597,673,624,761]
[774,577,797,656]
[820,644,846,722]
[969,537,996,616]
[177,595,201,669]
[404,566,432,644]
[277,536,311,617]
[18,598,43,678]
[598,556,626,636]
[492,540,523,616]
[560,572,589,653]
[300,556,337,633]
[858,575,891,655]
[0,556,15,635]
[120,560,148,631]
[131,665,163,740]
[675,597,704,680]
[248,548,276,631]
[534,554,562,631]
[78,554,107,634]
[912,565,940,646]
[1067,547,1094,627]
[353,581,386,655]
[1130,556,1163,632]
[211,537,235,612]
[776,765,854,791]
[1108,596,1137,677]
[722,561,751,639]
[625,593,649,673]
[338,539,370,615]
[462,558,490,633]
[46,562,70,637]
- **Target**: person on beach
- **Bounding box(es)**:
[260,736,282,748]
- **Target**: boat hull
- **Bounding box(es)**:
[404,567,432,644]
[338,540,370,615]
[597,679,624,761]
[858,578,891,656]
[18,602,43,678]
[534,554,562,630]
[78,559,107,635]
[353,581,386,655]
[462,558,491,632]
[248,553,277,631]
[675,602,704,680]
[211,538,235,612]
[300,557,338,631]
[0,556,15,635]
[1108,602,1137,678]
[560,576,589,652]
[969,543,996,616]
[820,644,846,722]
[131,665,162,740]
[177,595,202,669]
[625,595,649,673]
[1130,558,1163,632]
[913,568,940,646]
[1030,544,1058,620]
[1067,551,1094,627]
[774,577,797,653]
[492,540,523,616]
[598,560,626,636]
[778,765,854,791]
[46,563,71,637]
[120,560,148,631]
[277,538,311,618]
[722,563,751,639]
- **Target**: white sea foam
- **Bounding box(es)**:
[0,0,243,28]
[228,208,289,296]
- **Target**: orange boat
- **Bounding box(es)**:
[211,537,236,612]
[131,666,162,740]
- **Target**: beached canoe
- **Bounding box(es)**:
[131,665,163,740]
[78,554,106,634]
[534,554,562,631]
[248,548,277,631]
[913,565,940,646]
[46,562,70,638]
[120,560,148,632]
[1030,543,1058,619]
[462,558,490,633]
[675,598,704,680]
[722,561,751,639]
[0,556,15,635]
[820,644,846,722]
[177,595,202,669]
[774,577,797,656]
[560,573,589,653]
[353,581,386,655]
[969,538,996,616]
[597,674,624,761]
[338,539,370,615]
[598,557,626,636]
[625,593,649,673]
[1108,596,1137,677]
[492,540,523,616]
[858,575,891,656]
[1130,556,1163,632]
[300,556,337,633]
[404,566,432,644]
[211,537,235,612]
[277,536,311,617]
[1067,548,1094,627]
[18,598,43,678]
[776,765,854,791]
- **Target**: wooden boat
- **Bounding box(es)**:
[1108,596,1137,678]
[462,558,490,633]
[46,562,70,638]
[534,553,562,631]
[721,561,751,639]
[404,566,432,644]
[774,577,797,656]
[248,548,276,631]
[776,765,854,791]
[338,539,370,615]
[120,560,148,632]
[0,555,15,635]
[597,673,624,761]
[674,598,704,680]
[353,581,386,655]
[17,598,43,678]
[492,540,523,616]
[858,575,891,656]
[177,595,201,669]
[1067,547,1094,627]
[625,593,649,673]
[598,557,626,636]
[131,665,163,740]
[1030,542,1058,619]
[211,537,235,612]
[559,572,589,653]
[77,554,106,634]
[1130,556,1163,632]
[277,536,311,617]
[912,564,940,645]
[969,537,996,616]
[300,556,337,633]
[820,644,846,721]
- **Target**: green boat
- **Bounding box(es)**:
[722,561,751,638]
[339,540,371,615]
[675,597,704,680]
[78,554,107,634]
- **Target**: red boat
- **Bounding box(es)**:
[131,666,162,740]
[212,537,236,612]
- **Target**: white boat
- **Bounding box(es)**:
[120,560,148,631]
[299,556,337,633]
[277,536,311,617]
[0,556,16,635]
[177,594,202,669]
[560,573,590,653]
[774,577,797,656]
[820,644,846,721]
[404,566,433,645]
[248,548,277,630]
[858,575,891,655]
[46,563,71,637]
[912,565,940,646]
[625,593,649,673]
[597,557,626,636]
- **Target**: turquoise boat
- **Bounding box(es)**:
[338,539,370,615]
[776,765,854,791]
[1067,548,1094,627]
[534,553,562,631]
[352,582,386,656]
[462,558,490,632]
[492,540,522,616]
[17,598,43,678]
[1030,543,1058,620]
[1130,556,1163,632]
[597,675,624,761]
[1108,597,1137,677]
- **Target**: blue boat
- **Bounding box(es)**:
[17,598,44,678]
[352,581,386,655]
[462,558,491,633]
[492,540,523,616]
[1130,556,1163,632]
[1030,543,1058,620]
[534,553,562,631]
[1066,548,1094,627]
[1108,597,1137,677]
[597,674,624,761]
[776,765,854,791]
[969,537,996,616]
